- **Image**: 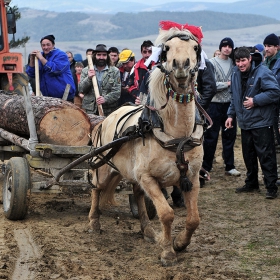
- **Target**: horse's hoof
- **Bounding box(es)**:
[173,237,189,252]
[87,221,101,233]
[160,251,178,267]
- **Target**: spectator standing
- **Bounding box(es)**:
[195,50,217,187]
[128,40,154,98]
[197,50,217,110]
[108,47,120,67]
[254,44,264,53]
[82,48,94,67]
[73,61,84,108]
[26,34,75,102]
[263,34,280,182]
[263,33,280,85]
[226,47,280,199]
[78,44,121,116]
[66,51,76,77]
[117,49,136,105]
[213,50,220,57]
[202,37,240,177]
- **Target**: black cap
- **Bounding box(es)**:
[40,34,55,44]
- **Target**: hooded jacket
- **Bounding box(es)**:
[227,52,280,130]
[26,48,75,100]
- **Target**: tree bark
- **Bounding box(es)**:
[0,94,91,146]
[87,114,105,130]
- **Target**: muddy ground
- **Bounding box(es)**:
[0,135,280,280]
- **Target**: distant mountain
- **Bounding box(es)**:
[15,9,280,42]
[10,0,280,20]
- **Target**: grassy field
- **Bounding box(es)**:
[15,23,280,65]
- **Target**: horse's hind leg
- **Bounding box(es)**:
[173,181,200,251]
[88,166,121,232]
[132,184,157,243]
[88,188,102,232]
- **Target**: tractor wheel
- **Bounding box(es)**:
[0,73,29,95]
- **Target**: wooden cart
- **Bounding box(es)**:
[0,88,156,221]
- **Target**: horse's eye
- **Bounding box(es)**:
[194,46,198,52]
[165,46,170,52]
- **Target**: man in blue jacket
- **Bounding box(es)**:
[225,47,280,199]
[26,34,75,101]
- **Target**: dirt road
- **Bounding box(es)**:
[1,135,280,280]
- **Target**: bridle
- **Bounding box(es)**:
[157,34,200,77]
[145,34,213,128]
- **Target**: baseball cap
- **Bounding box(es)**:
[119,50,135,63]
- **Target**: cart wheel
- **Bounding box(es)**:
[129,194,156,220]
[2,157,31,220]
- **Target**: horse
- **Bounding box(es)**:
[88,22,204,266]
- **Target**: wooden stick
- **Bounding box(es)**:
[35,56,41,96]
[62,84,71,101]
[87,55,104,116]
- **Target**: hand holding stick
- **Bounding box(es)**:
[87,55,104,116]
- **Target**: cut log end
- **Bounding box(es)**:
[39,108,91,146]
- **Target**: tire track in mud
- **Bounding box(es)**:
[12,228,41,280]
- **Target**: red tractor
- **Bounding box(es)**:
[0,0,27,94]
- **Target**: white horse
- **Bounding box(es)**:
[88,22,204,266]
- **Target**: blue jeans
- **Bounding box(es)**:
[202,102,237,172]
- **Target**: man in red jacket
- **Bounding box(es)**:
[127,40,154,98]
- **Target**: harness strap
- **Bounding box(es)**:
[175,138,194,192]
[153,133,202,152]
[90,106,146,175]
[114,106,144,139]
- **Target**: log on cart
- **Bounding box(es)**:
[0,94,91,146]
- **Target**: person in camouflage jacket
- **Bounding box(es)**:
[78,44,121,116]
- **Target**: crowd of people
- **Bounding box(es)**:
[25,31,280,204]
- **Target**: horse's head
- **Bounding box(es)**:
[155,25,202,92]
[163,34,201,90]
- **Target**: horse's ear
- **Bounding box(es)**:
[159,43,167,63]
[196,44,202,64]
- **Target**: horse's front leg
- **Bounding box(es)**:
[141,177,177,266]
[132,184,156,242]
[88,188,102,232]
[173,177,200,251]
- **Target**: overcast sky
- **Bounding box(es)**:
[121,0,240,3]
[11,0,241,5]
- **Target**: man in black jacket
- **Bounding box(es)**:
[226,47,280,199]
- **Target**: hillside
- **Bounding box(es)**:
[17,23,280,66]
[10,0,280,20]
[15,9,280,42]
